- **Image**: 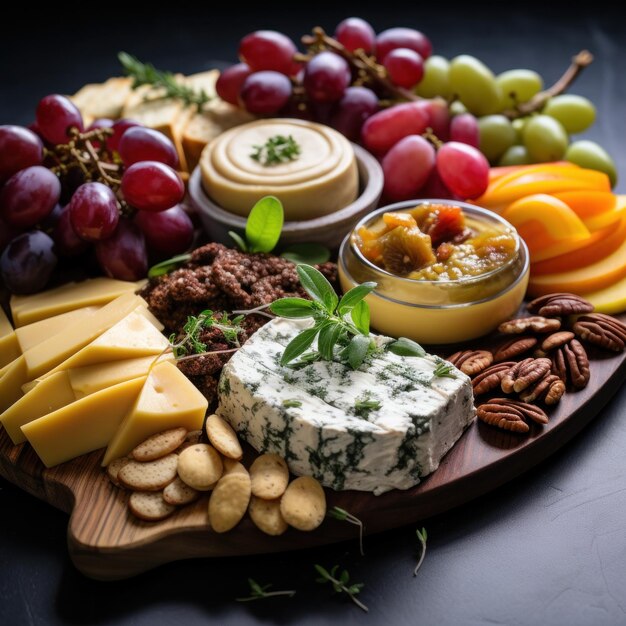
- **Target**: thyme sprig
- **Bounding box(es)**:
[433,362,456,379]
[250,134,301,165]
[314,565,368,612]
[236,578,296,602]
[414,528,428,577]
[169,310,244,358]
[328,506,365,556]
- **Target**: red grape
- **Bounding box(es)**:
[376,27,432,62]
[240,71,292,114]
[216,63,252,105]
[436,142,489,199]
[0,231,57,294]
[118,126,179,168]
[107,119,141,152]
[361,102,429,155]
[52,205,89,256]
[0,125,44,183]
[415,98,450,141]
[135,204,193,255]
[384,48,424,88]
[1,166,61,228]
[303,52,351,103]
[419,168,459,200]
[121,161,184,212]
[449,113,479,148]
[36,94,84,144]
[330,86,379,141]
[335,17,376,54]
[69,182,119,241]
[95,219,147,281]
[382,135,435,201]
[239,30,299,76]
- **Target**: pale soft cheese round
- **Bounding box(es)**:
[200,118,358,220]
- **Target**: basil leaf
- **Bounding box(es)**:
[280,326,319,366]
[245,196,284,253]
[228,231,248,252]
[347,334,371,370]
[317,322,344,361]
[147,253,191,278]
[338,282,377,314]
[387,337,426,358]
[270,297,316,318]
[350,300,370,335]
[281,243,331,265]
[297,264,338,312]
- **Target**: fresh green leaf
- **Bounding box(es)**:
[282,399,302,408]
[245,196,284,253]
[147,253,191,278]
[280,326,320,366]
[350,300,370,336]
[317,322,344,361]
[269,297,316,318]
[314,564,368,612]
[286,350,320,368]
[228,230,248,252]
[296,264,338,312]
[347,334,371,370]
[387,337,426,358]
[433,362,456,378]
[281,242,331,265]
[338,282,377,314]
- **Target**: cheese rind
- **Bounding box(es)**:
[218,319,475,495]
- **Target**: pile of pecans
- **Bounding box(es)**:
[447,293,626,434]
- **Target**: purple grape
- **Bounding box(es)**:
[0,125,44,183]
[52,205,89,257]
[240,71,292,114]
[335,17,376,54]
[135,205,194,256]
[0,231,57,294]
[107,119,142,152]
[118,126,179,168]
[69,182,120,241]
[36,94,84,144]
[95,220,147,281]
[330,86,379,141]
[303,52,351,103]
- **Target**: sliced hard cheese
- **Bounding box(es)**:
[10,277,142,327]
[0,371,76,444]
[22,377,146,468]
[15,306,99,352]
[0,356,27,412]
[0,308,20,369]
[102,361,207,466]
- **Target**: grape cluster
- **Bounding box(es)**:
[0,96,194,294]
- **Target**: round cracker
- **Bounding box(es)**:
[118,454,179,491]
[223,458,248,477]
[163,477,200,506]
[106,456,131,487]
[208,473,251,533]
[249,496,288,536]
[177,444,223,491]
[205,414,243,460]
[129,491,176,521]
[280,476,326,531]
[250,453,289,499]
[132,427,188,462]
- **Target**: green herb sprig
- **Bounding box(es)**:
[270,265,377,369]
[354,396,382,419]
[169,310,244,358]
[414,527,428,576]
[328,506,365,556]
[433,362,456,379]
[236,578,296,602]
[119,52,211,110]
[250,134,301,165]
[314,565,368,612]
[148,253,192,278]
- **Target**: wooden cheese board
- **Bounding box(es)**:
[1,313,625,581]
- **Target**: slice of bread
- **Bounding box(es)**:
[71,77,133,122]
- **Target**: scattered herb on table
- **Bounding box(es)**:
[314,564,368,612]
[169,310,244,358]
[414,527,428,577]
[354,395,382,420]
[433,362,456,379]
[236,578,296,602]
[328,506,365,556]
[148,253,192,278]
[250,134,301,165]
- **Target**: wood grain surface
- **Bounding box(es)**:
[1,315,624,581]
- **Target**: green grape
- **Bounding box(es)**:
[449,55,502,116]
[542,95,596,134]
[449,100,467,116]
[499,145,531,166]
[478,115,516,162]
[565,140,617,187]
[496,69,543,109]
[523,115,568,162]
[415,55,451,99]
[512,118,528,143]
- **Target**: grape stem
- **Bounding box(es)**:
[503,50,594,119]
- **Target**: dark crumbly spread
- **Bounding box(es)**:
[141,243,337,405]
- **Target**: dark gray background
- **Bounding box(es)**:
[1,3,625,625]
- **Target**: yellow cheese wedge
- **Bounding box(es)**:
[0,371,76,445]
[0,307,20,369]
[69,353,174,398]
[584,274,626,314]
[0,356,28,413]
[21,380,38,394]
[102,361,207,466]
[136,305,164,332]
[15,306,100,352]
[10,277,143,327]
[22,292,143,380]
[22,376,146,468]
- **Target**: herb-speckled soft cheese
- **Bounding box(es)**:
[217,319,475,495]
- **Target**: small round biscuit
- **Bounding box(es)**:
[280,476,326,531]
[129,491,176,522]
[208,473,252,533]
[106,456,131,487]
[132,427,188,462]
[222,458,248,477]
[205,414,243,460]
[163,477,200,506]
[249,496,288,536]
[177,444,223,491]
[118,454,179,491]
[250,453,289,499]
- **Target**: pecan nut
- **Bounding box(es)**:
[527,293,594,317]
[447,349,494,376]
[501,357,552,393]
[519,373,566,405]
[539,331,576,353]
[477,398,549,433]
[471,362,516,395]
[498,316,561,334]
[551,338,590,389]
[493,336,537,362]
[573,313,626,353]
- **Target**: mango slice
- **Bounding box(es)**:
[554,192,626,232]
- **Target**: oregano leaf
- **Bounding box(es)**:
[269,297,316,318]
[280,326,319,366]
[296,264,338,312]
[347,334,371,370]
[338,282,377,314]
[350,299,370,335]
